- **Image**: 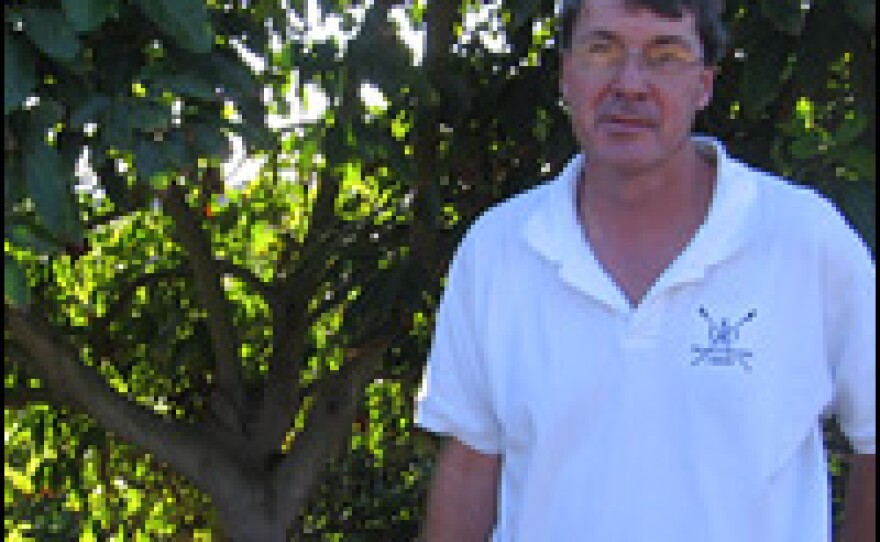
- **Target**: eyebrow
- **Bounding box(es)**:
[650,35,695,48]
[575,30,696,49]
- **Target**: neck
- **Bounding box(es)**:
[583,139,707,202]
[577,140,716,241]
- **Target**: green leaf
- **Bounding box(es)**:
[5,33,37,115]
[190,124,231,161]
[28,100,65,135]
[5,155,26,216]
[789,131,823,160]
[134,131,190,186]
[832,116,868,148]
[844,0,875,31]
[231,118,273,151]
[841,146,876,181]
[129,100,171,133]
[97,162,144,212]
[150,72,217,100]
[199,50,261,99]
[792,18,845,96]
[162,129,191,169]
[23,138,82,245]
[134,138,168,184]
[21,8,82,62]
[5,257,32,307]
[179,49,263,101]
[136,0,214,54]
[100,100,134,150]
[507,0,541,31]
[740,36,790,119]
[7,224,64,255]
[318,0,351,12]
[5,464,34,494]
[62,0,119,33]
[69,96,112,129]
[760,0,806,35]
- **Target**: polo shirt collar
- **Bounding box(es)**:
[522,136,758,311]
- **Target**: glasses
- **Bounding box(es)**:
[569,38,704,76]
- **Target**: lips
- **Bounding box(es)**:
[599,114,656,128]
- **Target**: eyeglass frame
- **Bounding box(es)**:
[565,32,708,78]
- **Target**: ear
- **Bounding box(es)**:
[696,67,716,111]
[559,53,572,100]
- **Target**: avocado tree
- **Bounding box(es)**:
[5,0,874,539]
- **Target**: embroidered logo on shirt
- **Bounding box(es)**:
[691,306,757,371]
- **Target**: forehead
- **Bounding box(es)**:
[573,0,700,42]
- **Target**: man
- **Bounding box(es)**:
[414,0,876,540]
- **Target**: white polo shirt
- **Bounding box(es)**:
[415,137,876,542]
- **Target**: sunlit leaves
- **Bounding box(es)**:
[4,405,217,539]
[4,258,31,307]
[307,374,435,537]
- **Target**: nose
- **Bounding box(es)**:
[610,52,650,98]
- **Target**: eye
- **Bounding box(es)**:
[645,44,698,67]
[585,40,615,54]
[575,39,623,66]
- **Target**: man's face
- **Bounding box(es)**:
[560,0,715,172]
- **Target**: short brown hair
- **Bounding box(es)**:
[557,0,729,65]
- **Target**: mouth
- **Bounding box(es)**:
[599,115,656,131]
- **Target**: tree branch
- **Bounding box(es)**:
[5,306,250,500]
[245,164,345,459]
[160,185,246,434]
[249,22,370,455]
[272,339,391,527]
[410,0,461,282]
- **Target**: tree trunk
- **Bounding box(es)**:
[224,521,289,542]
[216,501,292,542]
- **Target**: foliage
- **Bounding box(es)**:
[4,0,875,539]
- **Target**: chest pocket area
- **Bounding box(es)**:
[682,301,833,485]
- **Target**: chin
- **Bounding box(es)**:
[589,146,666,171]
[581,132,690,173]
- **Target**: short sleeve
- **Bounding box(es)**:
[821,200,876,454]
[415,236,502,454]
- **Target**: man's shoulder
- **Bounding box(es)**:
[705,138,833,219]
[729,157,868,255]
[728,155,841,222]
[462,177,560,247]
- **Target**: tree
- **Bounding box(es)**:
[5,0,874,539]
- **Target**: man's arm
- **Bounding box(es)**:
[840,453,876,542]
[423,437,501,542]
